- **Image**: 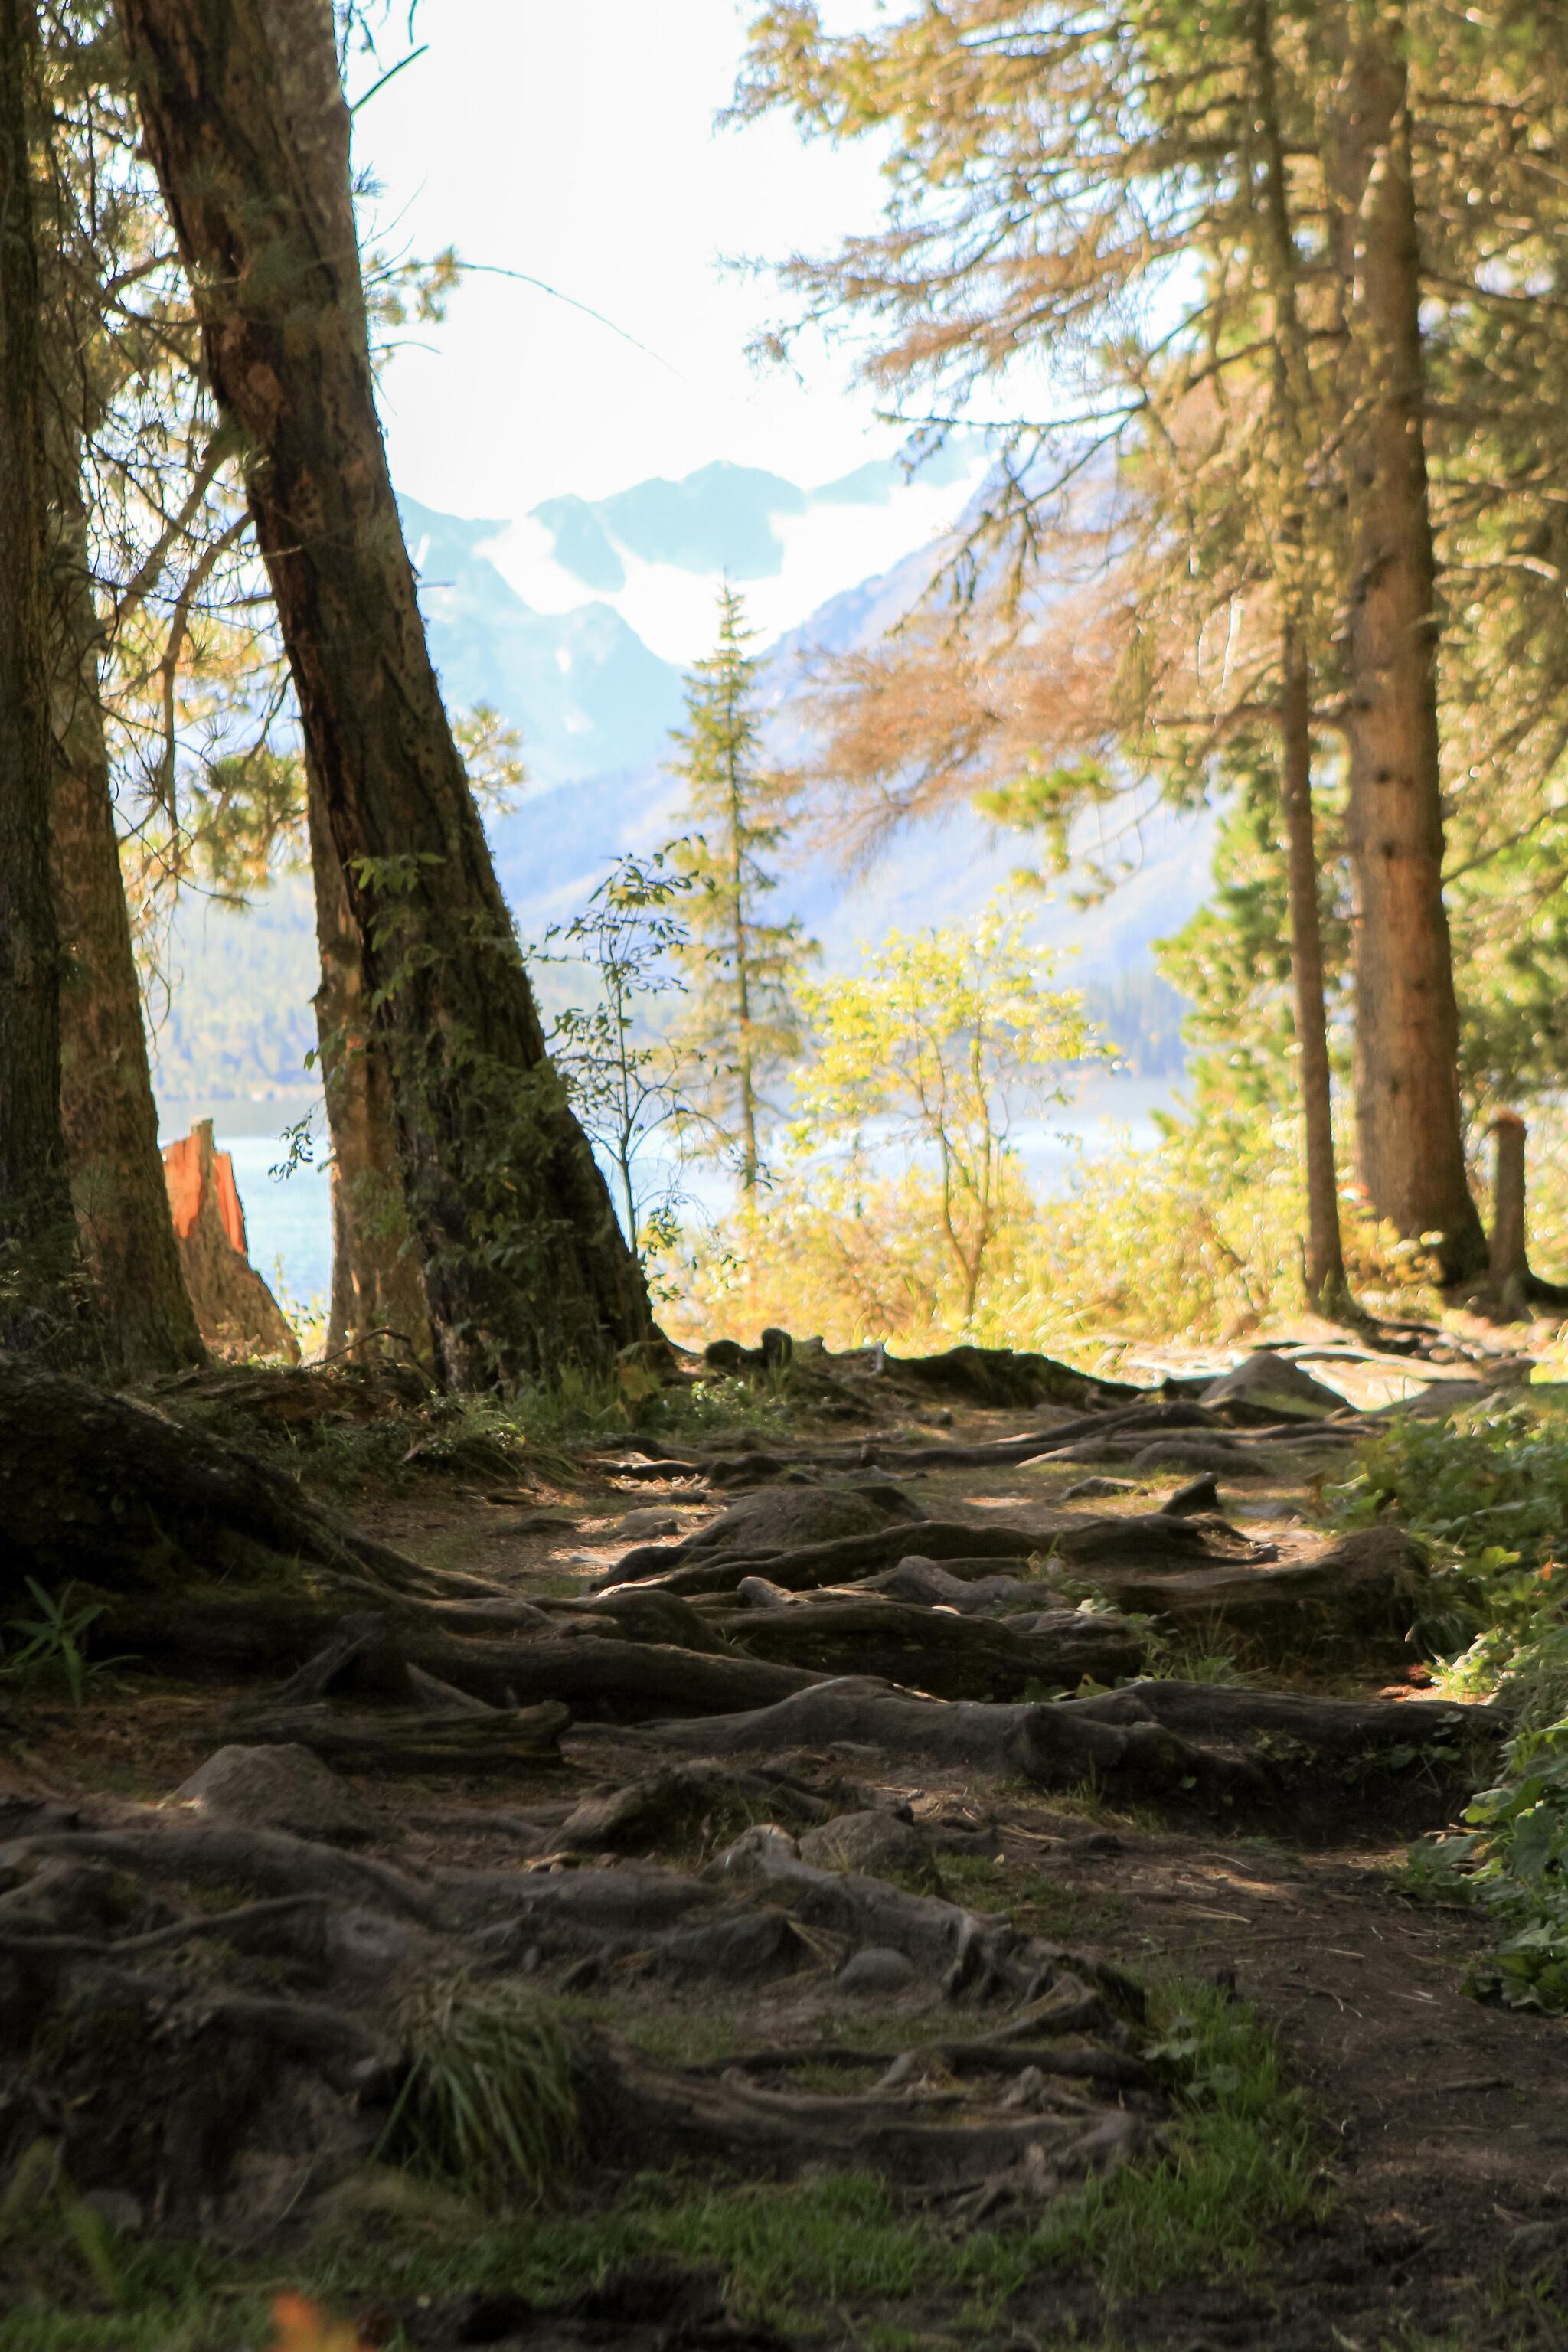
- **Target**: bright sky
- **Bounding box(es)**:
[351,2,903,523]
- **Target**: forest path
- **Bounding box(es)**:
[5,1370,1560,2349]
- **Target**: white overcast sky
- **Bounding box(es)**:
[351,2,903,522]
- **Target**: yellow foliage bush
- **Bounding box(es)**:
[658,1106,1446,1361]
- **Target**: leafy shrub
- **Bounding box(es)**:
[1348,1397,1568,2010]
[663,1102,1439,1357]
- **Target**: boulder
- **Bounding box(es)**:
[173,1743,382,1844]
[837,1946,917,1994]
[799,1810,942,1891]
[1201,1351,1347,1420]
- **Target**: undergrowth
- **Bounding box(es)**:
[1332,1396,1568,1674]
[205,1365,802,1501]
[0,1984,1315,2347]
[1342,1396,1568,2011]
[378,1978,582,2200]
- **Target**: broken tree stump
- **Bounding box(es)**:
[162,1117,300,1363]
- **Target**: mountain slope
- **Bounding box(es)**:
[149,460,1210,1106]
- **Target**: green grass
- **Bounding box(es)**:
[379,1977,582,2200]
[0,1979,1316,2348]
[933,1852,1132,1943]
[1027,1984,1320,2296]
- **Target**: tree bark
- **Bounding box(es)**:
[1279,621,1351,1312]
[305,754,432,1364]
[1248,0,1351,1316]
[1488,1112,1527,1312]
[1324,13,1485,1283]
[0,0,96,1367]
[46,445,205,1376]
[114,0,650,1387]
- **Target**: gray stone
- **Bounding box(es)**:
[614,1508,688,1540]
[706,1824,802,1878]
[734,1576,799,1609]
[837,1945,916,1994]
[799,1810,940,1889]
[1201,1350,1347,1419]
[173,1743,383,1846]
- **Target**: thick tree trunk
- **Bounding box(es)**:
[47,451,205,1376]
[1325,19,1485,1283]
[0,0,96,1367]
[115,0,650,1387]
[305,756,431,1364]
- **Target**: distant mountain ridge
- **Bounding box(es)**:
[149,453,1210,1108]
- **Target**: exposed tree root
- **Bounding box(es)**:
[711,1594,1147,1699]
[0,1359,477,1602]
[1064,1525,1432,1668]
[604,1674,1494,1824]
[227,1700,571,1775]
[0,1780,1163,2231]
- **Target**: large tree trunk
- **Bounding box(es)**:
[115,0,651,1388]
[1325,16,1485,1284]
[46,448,205,1377]
[306,756,432,1365]
[0,0,96,1367]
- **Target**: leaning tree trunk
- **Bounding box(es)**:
[0,0,97,1368]
[46,442,205,1376]
[1325,20,1485,1285]
[115,0,650,1388]
[305,754,432,1364]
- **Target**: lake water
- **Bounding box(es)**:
[160,1069,1186,1319]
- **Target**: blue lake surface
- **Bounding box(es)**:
[162,1070,1184,1325]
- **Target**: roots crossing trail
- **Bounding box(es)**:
[0,1339,1557,2349]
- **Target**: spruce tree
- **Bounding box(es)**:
[668,586,809,1191]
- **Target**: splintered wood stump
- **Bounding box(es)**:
[162,1118,299,1363]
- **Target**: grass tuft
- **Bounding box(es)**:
[379,1978,582,2202]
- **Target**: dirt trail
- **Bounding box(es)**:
[3,1364,1563,2349]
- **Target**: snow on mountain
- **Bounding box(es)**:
[152,452,1210,1106]
[469,444,988,666]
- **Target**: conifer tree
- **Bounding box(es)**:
[668,587,809,1191]
[0,0,100,1365]
[739,0,1504,1288]
[113,0,650,1385]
